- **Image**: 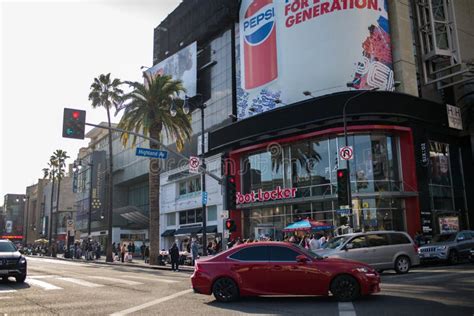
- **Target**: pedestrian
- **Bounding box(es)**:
[169,242,180,271]
[140,243,146,260]
[121,243,127,263]
[207,241,214,255]
[144,246,150,264]
[319,234,327,247]
[131,242,136,257]
[191,238,199,265]
[415,231,424,246]
[309,234,321,252]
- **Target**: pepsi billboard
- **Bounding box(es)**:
[237,0,394,120]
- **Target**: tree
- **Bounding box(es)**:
[118,73,191,265]
[88,73,124,263]
[43,149,69,255]
[51,150,69,238]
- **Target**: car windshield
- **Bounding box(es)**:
[323,236,350,249]
[0,242,17,252]
[293,244,322,259]
[432,233,456,243]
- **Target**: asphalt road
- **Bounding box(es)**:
[0,257,473,315]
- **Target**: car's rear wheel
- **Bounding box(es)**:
[330,275,360,302]
[212,277,239,302]
[16,274,26,283]
[448,250,458,265]
[394,256,411,274]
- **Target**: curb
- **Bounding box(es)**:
[28,255,194,273]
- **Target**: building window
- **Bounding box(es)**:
[166,213,176,226]
[179,208,203,225]
[178,177,201,198]
[207,205,217,222]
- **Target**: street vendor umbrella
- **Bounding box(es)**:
[34,238,49,244]
[282,219,333,232]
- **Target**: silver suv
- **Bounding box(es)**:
[318,231,420,274]
[418,230,474,265]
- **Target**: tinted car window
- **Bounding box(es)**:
[367,234,390,247]
[269,246,300,262]
[229,246,269,261]
[458,232,471,240]
[0,241,17,252]
[389,233,411,245]
[432,233,456,243]
[349,236,368,249]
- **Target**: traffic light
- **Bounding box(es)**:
[225,218,236,232]
[223,175,237,210]
[337,169,350,206]
[63,108,86,139]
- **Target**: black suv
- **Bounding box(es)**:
[0,239,27,283]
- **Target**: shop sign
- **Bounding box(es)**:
[236,186,297,205]
[446,104,462,130]
[420,142,429,167]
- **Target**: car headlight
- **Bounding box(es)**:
[355,267,369,273]
[436,246,447,251]
[19,257,27,265]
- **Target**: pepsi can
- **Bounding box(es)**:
[242,0,278,90]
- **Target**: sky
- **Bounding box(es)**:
[0,0,181,200]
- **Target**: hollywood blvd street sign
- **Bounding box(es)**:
[135,147,168,159]
[236,187,297,205]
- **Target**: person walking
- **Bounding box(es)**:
[191,238,199,266]
[121,243,127,263]
[309,234,321,252]
[169,242,180,271]
[144,245,150,264]
[140,243,146,260]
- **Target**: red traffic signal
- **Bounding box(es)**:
[63,108,86,139]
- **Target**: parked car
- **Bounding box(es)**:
[191,241,380,302]
[469,249,474,263]
[0,239,27,283]
[418,230,474,265]
[318,231,419,274]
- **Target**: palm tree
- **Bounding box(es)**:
[118,73,191,265]
[43,160,57,250]
[51,150,69,238]
[88,73,124,263]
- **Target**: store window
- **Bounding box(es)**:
[207,205,217,222]
[428,141,454,211]
[242,149,283,194]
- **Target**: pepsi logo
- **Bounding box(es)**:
[242,3,275,46]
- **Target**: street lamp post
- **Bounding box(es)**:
[23,196,29,245]
[171,94,208,255]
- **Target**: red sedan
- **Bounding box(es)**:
[191,241,380,302]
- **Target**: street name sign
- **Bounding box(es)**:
[135,147,168,159]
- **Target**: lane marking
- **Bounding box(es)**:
[111,289,193,316]
[122,275,179,284]
[56,277,104,288]
[88,276,142,286]
[26,278,62,290]
[28,275,58,279]
[26,257,87,267]
[338,302,356,316]
[0,285,16,293]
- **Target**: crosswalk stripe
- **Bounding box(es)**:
[56,277,104,288]
[88,276,142,286]
[0,285,17,293]
[26,278,62,290]
[122,275,178,284]
[29,275,58,279]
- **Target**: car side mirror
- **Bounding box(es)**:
[296,255,309,263]
[345,243,353,251]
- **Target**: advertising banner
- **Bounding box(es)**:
[237,0,393,120]
[91,151,107,219]
[439,216,459,233]
[147,42,197,97]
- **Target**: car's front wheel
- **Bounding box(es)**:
[448,250,458,265]
[212,277,239,303]
[394,256,411,274]
[16,274,27,283]
[330,275,360,301]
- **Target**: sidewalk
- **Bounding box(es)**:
[28,254,195,272]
